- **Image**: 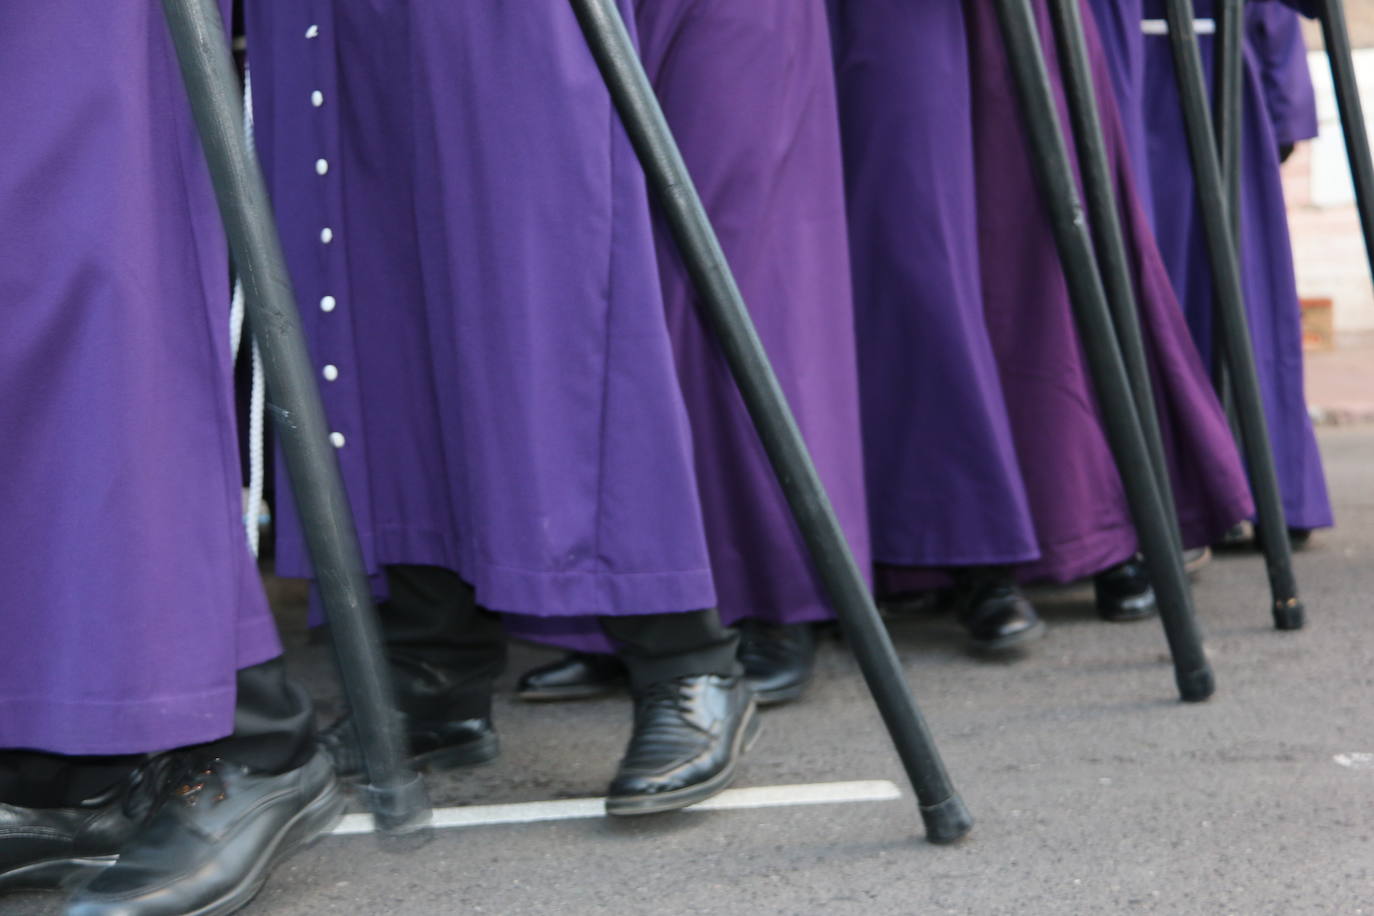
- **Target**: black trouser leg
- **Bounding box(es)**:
[0,753,143,808]
[201,655,315,774]
[379,564,507,721]
[598,610,739,690]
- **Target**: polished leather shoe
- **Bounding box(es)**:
[66,750,343,916]
[515,653,627,702]
[737,622,814,706]
[606,674,758,816]
[320,712,498,778]
[0,781,149,893]
[1094,557,1158,622]
[955,570,1045,652]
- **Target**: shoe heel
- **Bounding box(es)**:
[415,731,500,772]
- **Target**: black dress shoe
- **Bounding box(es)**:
[0,780,151,893]
[1094,557,1158,622]
[320,712,498,778]
[515,653,627,702]
[737,622,815,706]
[606,674,758,816]
[954,569,1045,652]
[65,750,343,916]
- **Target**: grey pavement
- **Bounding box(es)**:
[9,425,1374,915]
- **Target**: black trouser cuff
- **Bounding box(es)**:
[598,609,739,691]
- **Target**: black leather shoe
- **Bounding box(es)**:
[737,622,814,706]
[0,779,151,893]
[65,750,343,916]
[954,569,1045,652]
[515,653,627,702]
[606,675,758,816]
[320,712,498,778]
[1095,557,1158,622]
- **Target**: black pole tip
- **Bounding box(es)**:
[1176,665,1216,703]
[1273,599,1306,631]
[920,795,974,845]
[359,773,432,837]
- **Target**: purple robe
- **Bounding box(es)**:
[1248,3,1320,147]
[0,3,280,755]
[247,2,716,617]
[873,0,1254,595]
[834,0,1041,574]
[506,0,870,653]
[1088,0,1153,209]
[1141,0,1333,531]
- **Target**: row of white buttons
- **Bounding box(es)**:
[308,24,345,449]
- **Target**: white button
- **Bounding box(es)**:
[311,90,324,107]
[320,227,333,244]
[306,24,319,39]
[320,295,337,313]
[322,365,339,382]
[315,158,329,176]
[329,432,346,448]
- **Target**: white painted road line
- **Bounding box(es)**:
[330,779,903,837]
[1334,752,1374,770]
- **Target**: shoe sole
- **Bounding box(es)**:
[0,855,115,892]
[751,680,807,707]
[334,732,501,780]
[971,618,1047,653]
[516,682,626,703]
[1098,592,1158,623]
[604,702,761,817]
[414,731,502,772]
[178,773,347,916]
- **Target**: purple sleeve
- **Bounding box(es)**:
[1248,2,1320,146]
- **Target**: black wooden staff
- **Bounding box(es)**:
[566,0,973,844]
[1319,0,1374,288]
[1046,0,1182,552]
[1213,0,1245,407]
[1162,0,1305,631]
[160,0,430,833]
[992,0,1214,702]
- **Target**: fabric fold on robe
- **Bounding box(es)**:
[0,1,279,755]
[506,0,870,654]
[864,0,1254,597]
[248,0,717,619]
[1139,0,1333,531]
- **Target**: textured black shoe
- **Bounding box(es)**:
[0,778,153,893]
[319,712,498,778]
[737,622,815,706]
[1094,557,1158,622]
[606,675,758,816]
[515,653,628,702]
[954,569,1045,652]
[65,750,343,916]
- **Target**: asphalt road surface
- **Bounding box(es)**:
[9,425,1374,915]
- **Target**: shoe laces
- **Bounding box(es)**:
[121,754,227,819]
[635,679,689,721]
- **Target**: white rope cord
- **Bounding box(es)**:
[1141,18,1218,36]
[231,66,267,557]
